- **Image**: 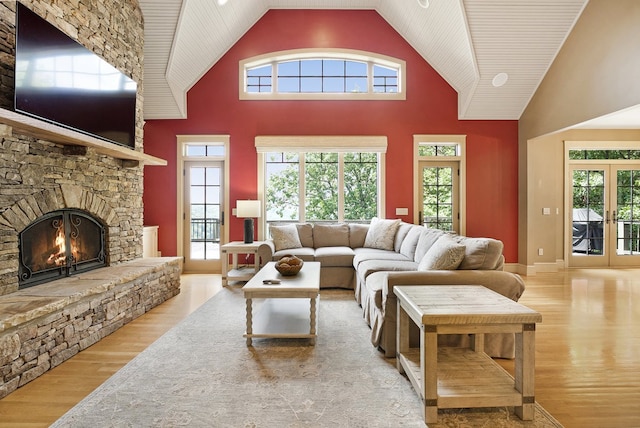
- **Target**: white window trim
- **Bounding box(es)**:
[565,140,640,164]
[240,48,406,101]
[413,134,466,235]
[256,135,388,239]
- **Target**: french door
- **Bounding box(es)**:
[183,161,224,272]
[569,164,640,267]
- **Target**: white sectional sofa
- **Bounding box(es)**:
[258,219,526,358]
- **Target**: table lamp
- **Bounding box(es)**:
[236,200,261,243]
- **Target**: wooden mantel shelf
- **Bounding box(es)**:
[0,107,167,166]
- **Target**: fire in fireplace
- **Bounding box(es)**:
[18,209,106,288]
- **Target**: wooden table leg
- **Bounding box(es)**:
[423,326,438,424]
[221,250,228,287]
[309,296,317,345]
[515,323,536,420]
[471,332,485,352]
[245,297,253,346]
[396,302,409,373]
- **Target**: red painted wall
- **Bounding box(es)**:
[143,9,519,262]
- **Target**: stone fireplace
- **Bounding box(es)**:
[19,207,106,289]
[0,1,178,400]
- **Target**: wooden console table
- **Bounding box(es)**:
[394,285,542,424]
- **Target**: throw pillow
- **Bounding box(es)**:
[313,223,350,247]
[349,223,369,248]
[418,235,466,270]
[394,222,413,252]
[296,223,314,248]
[399,225,423,260]
[451,236,504,270]
[413,227,445,262]
[364,218,401,251]
[270,224,302,252]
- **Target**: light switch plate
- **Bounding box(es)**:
[395,208,408,215]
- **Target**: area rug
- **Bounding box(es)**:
[52,287,563,427]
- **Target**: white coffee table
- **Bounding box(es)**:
[243,261,320,346]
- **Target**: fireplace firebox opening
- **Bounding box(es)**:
[18,209,107,288]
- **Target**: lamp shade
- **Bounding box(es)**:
[236,200,261,218]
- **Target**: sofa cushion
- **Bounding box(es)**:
[314,246,355,267]
[349,223,369,248]
[356,259,418,282]
[270,224,302,251]
[273,247,315,261]
[353,248,412,269]
[364,218,401,251]
[313,223,350,247]
[418,235,466,270]
[452,236,504,270]
[296,223,314,248]
[414,228,445,262]
[399,225,423,260]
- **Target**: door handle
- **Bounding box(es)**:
[221,211,224,226]
[418,211,423,225]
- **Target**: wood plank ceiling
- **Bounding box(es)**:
[138,0,589,122]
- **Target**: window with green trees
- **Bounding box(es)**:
[265,152,379,224]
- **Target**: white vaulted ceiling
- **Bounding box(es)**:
[138,0,590,122]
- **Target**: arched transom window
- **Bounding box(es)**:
[239,49,405,101]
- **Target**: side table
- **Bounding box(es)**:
[394,285,542,424]
[221,241,266,286]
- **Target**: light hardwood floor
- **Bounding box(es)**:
[0,269,639,427]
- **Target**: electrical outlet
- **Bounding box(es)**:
[538,248,544,256]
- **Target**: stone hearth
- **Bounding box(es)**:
[0,257,180,399]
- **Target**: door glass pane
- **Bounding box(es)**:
[206,167,220,185]
[191,187,205,204]
[189,166,221,260]
[422,166,453,231]
[572,169,605,255]
[206,187,220,204]
[615,169,640,255]
[190,167,205,185]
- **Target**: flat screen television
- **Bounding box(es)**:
[14,2,137,149]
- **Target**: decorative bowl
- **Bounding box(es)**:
[275,255,304,276]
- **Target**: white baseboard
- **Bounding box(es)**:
[507,260,565,276]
